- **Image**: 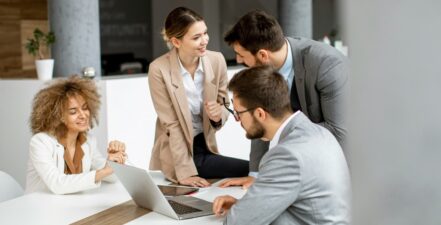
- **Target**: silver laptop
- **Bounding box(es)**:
[109,161,213,220]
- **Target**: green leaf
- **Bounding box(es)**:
[25,28,56,59]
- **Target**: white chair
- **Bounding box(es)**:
[0,171,24,202]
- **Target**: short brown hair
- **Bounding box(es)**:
[224,10,285,55]
[161,7,203,44]
[30,75,100,138]
[228,66,291,119]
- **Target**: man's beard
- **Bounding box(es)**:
[245,116,265,139]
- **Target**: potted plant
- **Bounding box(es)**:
[25,28,56,80]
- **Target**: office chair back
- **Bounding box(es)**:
[0,170,24,202]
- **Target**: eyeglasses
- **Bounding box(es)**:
[222,97,256,121]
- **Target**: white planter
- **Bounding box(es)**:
[35,59,54,81]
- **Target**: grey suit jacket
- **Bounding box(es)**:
[225,112,351,225]
[250,37,349,172]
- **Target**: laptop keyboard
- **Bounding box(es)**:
[168,200,202,214]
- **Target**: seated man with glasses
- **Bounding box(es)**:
[213,66,351,225]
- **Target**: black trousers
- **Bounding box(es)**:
[193,133,249,179]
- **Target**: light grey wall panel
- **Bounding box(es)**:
[342,0,441,224]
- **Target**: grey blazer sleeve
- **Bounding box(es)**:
[315,54,349,148]
[289,37,349,150]
[225,145,301,225]
[249,139,269,172]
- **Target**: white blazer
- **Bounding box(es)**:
[25,132,116,194]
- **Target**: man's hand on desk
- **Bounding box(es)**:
[213,195,237,216]
[218,176,255,189]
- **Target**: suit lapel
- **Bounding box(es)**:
[169,49,193,142]
[202,56,217,132]
[288,37,309,117]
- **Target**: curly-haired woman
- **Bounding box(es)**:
[25,75,126,194]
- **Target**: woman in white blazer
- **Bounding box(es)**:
[25,76,126,194]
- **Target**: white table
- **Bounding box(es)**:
[0,182,130,225]
[126,179,247,225]
[0,172,245,225]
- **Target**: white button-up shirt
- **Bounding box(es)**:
[178,57,205,136]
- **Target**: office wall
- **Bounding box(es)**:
[0,80,44,186]
[99,0,152,61]
[342,0,441,224]
[312,0,338,40]
[100,76,153,168]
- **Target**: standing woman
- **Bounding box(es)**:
[148,7,248,187]
[26,75,126,194]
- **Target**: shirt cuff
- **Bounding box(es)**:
[210,119,222,128]
[248,172,259,178]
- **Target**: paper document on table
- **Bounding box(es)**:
[193,179,247,202]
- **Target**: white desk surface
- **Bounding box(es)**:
[0,181,130,225]
[127,179,247,225]
[0,171,245,225]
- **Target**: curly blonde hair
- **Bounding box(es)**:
[30,75,101,138]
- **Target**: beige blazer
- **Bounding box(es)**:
[148,48,230,182]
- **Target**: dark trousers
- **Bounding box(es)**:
[193,133,249,179]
